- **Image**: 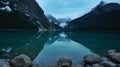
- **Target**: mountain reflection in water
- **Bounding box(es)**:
[0,31,120,66]
[33,33,91,67]
[67,31,120,55]
[0,31,51,60]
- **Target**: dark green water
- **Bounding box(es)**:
[67,31,120,55]
[0,31,120,66]
[0,31,51,60]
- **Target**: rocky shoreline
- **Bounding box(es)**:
[0,49,120,67]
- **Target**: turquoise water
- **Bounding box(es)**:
[33,33,91,66]
[0,31,120,66]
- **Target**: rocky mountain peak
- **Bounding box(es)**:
[92,1,120,14]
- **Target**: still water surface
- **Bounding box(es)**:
[0,31,120,66]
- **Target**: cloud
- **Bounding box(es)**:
[36,0,120,19]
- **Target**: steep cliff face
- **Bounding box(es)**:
[0,0,51,30]
[66,2,120,31]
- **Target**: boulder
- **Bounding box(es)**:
[57,56,72,67]
[11,54,32,67]
[84,53,102,64]
[107,50,120,63]
[100,61,116,67]
[0,59,10,67]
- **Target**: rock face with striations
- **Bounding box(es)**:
[0,0,51,30]
[66,1,120,31]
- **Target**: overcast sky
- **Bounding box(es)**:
[36,0,120,19]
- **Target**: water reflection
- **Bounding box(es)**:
[0,31,51,60]
[33,33,91,66]
[1,31,119,66]
[67,31,120,55]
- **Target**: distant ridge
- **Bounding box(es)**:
[66,1,120,31]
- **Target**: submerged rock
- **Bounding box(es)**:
[84,53,102,64]
[11,54,32,67]
[57,56,72,67]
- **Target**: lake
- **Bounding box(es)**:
[0,30,120,66]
